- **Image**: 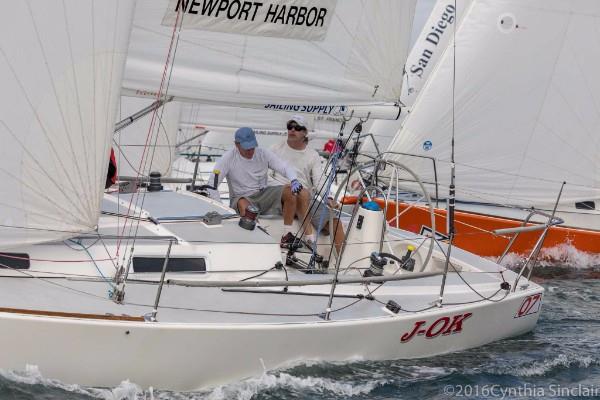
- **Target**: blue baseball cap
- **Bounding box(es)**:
[234,127,258,150]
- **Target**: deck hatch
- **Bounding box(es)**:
[575,201,595,210]
[0,253,30,269]
[132,257,206,273]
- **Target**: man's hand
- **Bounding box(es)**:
[290,179,303,195]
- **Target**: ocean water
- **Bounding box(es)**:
[1,255,599,399]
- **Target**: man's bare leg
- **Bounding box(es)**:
[281,185,297,226]
[331,217,345,254]
[295,188,314,236]
[237,197,250,217]
[320,218,345,254]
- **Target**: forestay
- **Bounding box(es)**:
[124,0,415,112]
[386,0,600,208]
[115,97,182,177]
[0,1,136,249]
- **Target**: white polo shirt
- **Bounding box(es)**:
[269,141,327,195]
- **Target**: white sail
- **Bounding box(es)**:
[363,0,472,157]
[115,97,182,177]
[124,0,416,111]
[180,103,303,133]
[179,102,356,137]
[386,0,600,208]
[401,0,473,111]
[177,102,368,156]
[0,0,136,249]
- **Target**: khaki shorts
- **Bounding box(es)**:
[308,198,340,233]
[231,186,284,216]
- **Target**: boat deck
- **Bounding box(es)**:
[0,267,516,324]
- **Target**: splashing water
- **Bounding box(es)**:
[494,243,600,280]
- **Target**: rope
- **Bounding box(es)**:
[66,239,115,291]
[116,6,183,261]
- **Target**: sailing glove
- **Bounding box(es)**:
[291,179,303,195]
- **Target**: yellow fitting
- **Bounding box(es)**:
[407,245,415,251]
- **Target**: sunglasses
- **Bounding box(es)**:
[287,123,306,131]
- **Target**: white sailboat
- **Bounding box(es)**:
[0,0,544,391]
[382,0,600,259]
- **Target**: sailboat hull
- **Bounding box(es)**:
[0,287,542,391]
[345,198,600,259]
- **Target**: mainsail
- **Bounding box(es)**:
[124,0,416,115]
[386,0,600,208]
[0,0,136,249]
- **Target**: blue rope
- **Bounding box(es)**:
[67,239,116,293]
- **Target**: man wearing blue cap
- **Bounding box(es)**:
[208,127,307,246]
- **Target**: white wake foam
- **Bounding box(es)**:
[497,243,600,269]
[0,365,145,400]
[1,364,387,400]
[538,243,600,268]
[507,354,597,377]
[203,371,386,400]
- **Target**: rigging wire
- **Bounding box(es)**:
[116,7,184,267]
[66,239,115,290]
[0,262,114,302]
[437,0,458,308]
[0,261,365,319]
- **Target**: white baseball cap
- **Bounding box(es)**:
[288,114,307,128]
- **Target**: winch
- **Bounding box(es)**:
[239,204,259,231]
[147,171,163,192]
[365,246,417,277]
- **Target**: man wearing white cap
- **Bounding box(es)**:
[270,115,345,252]
[208,127,311,246]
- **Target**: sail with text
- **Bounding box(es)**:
[122,0,417,119]
[362,0,472,157]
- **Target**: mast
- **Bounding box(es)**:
[438,0,458,307]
